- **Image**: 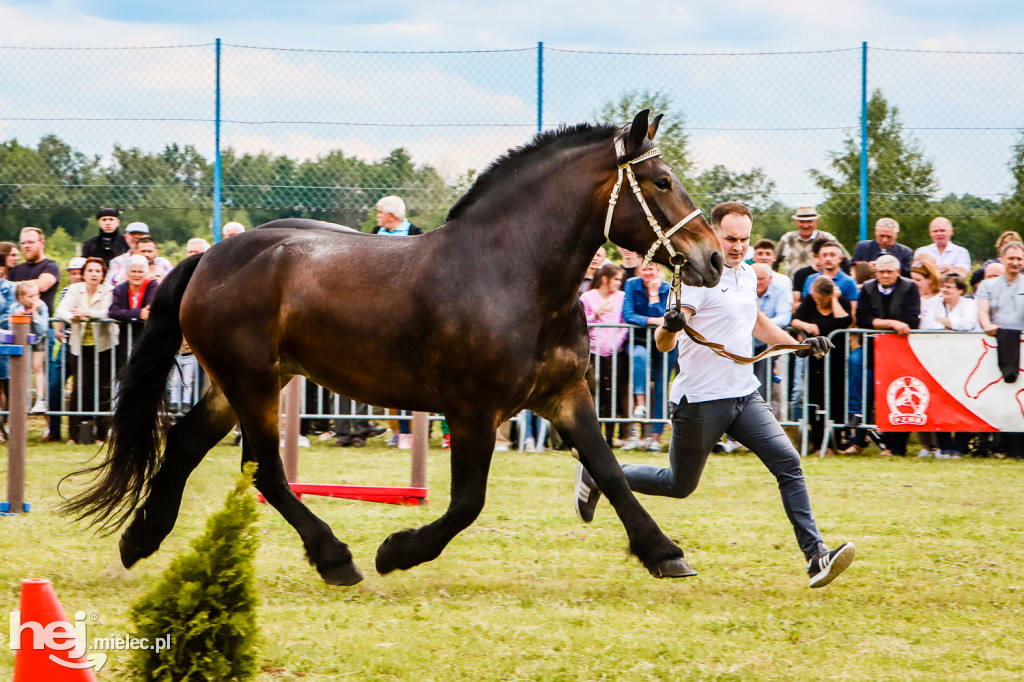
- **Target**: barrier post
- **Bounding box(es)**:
[410,411,428,491]
[282,378,301,482]
[5,315,31,514]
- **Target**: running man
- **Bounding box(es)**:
[574,201,855,588]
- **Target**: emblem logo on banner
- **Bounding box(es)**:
[885,376,929,426]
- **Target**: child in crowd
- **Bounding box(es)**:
[10,281,50,413]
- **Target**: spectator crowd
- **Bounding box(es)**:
[573,205,1024,460]
[7,200,1024,460]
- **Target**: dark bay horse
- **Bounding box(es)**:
[62,110,723,586]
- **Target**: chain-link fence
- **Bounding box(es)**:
[2,43,1023,259]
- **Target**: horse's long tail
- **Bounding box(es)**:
[60,253,205,531]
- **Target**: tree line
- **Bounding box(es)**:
[1,89,1022,262]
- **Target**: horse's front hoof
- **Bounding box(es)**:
[647,557,698,579]
[375,533,403,574]
[320,561,364,586]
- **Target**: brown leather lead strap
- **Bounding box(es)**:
[667,266,810,365]
[679,321,810,365]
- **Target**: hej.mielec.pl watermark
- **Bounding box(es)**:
[9,609,173,672]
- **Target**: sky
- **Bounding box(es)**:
[3,0,1024,52]
[3,1,1024,206]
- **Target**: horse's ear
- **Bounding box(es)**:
[624,109,650,155]
[648,113,663,142]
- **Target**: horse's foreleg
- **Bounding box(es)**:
[236,389,363,586]
[546,380,694,579]
[119,385,237,568]
[376,416,496,574]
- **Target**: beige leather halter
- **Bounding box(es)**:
[602,136,810,365]
[602,138,703,274]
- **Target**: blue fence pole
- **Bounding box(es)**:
[213,38,223,244]
[537,41,544,133]
[859,41,868,242]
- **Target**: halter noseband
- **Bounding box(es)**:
[602,137,704,274]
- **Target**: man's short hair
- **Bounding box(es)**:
[187,237,212,253]
[984,261,1005,277]
[875,217,899,232]
[20,226,44,242]
[874,254,900,270]
[1001,241,1024,257]
[377,195,407,220]
[753,239,775,252]
[710,201,751,229]
[810,236,833,256]
[817,240,842,254]
[134,236,156,246]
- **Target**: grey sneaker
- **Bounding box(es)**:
[807,542,856,588]
[573,463,601,523]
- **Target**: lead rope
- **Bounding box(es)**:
[667,258,809,365]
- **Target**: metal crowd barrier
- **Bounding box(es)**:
[8,318,825,452]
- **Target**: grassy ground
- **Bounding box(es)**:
[2,419,1023,680]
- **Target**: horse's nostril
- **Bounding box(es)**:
[710,250,724,272]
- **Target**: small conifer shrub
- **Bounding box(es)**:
[130,463,260,681]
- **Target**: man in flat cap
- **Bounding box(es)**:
[774,206,848,276]
[81,207,128,265]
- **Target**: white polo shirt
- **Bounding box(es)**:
[670,263,762,404]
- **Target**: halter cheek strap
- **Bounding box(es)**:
[602,137,704,271]
[603,135,811,363]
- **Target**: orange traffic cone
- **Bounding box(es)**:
[11,578,98,681]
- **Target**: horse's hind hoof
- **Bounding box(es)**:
[648,557,698,579]
[320,561,364,586]
[119,528,160,569]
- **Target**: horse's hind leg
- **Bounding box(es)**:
[547,380,694,578]
[376,415,496,574]
[120,383,238,567]
[231,383,363,586]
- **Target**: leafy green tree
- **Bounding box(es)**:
[691,165,775,209]
[994,131,1024,234]
[596,90,694,181]
[810,89,938,249]
[932,193,1003,263]
[596,90,784,240]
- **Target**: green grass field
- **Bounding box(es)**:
[2,422,1023,680]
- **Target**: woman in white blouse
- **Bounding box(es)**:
[919,271,978,458]
[56,256,117,444]
[920,272,980,332]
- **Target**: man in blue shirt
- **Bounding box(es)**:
[372,195,423,237]
[803,241,859,316]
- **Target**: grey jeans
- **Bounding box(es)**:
[621,390,826,560]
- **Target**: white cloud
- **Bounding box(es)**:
[4,0,1024,207]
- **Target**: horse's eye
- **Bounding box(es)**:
[654,178,671,190]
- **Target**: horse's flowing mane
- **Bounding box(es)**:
[447,122,618,222]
